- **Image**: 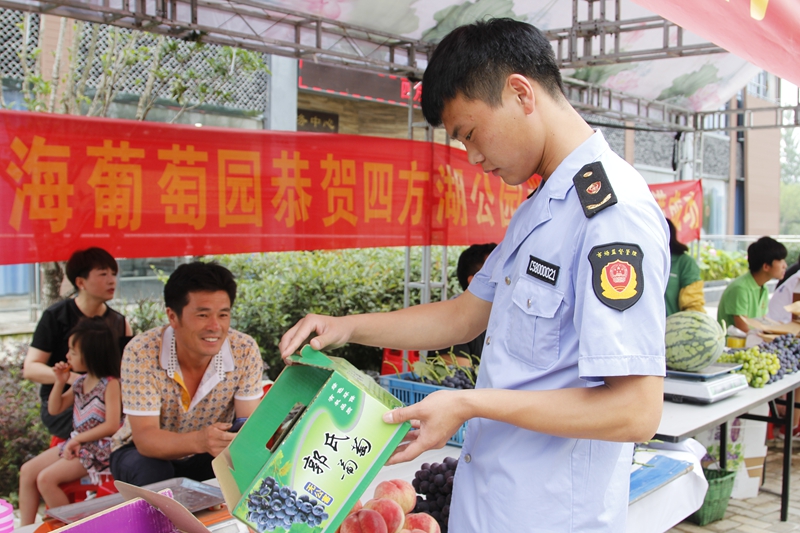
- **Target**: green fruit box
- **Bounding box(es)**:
[212,346,411,533]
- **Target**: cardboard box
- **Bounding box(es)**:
[741,317,800,336]
[695,403,768,499]
[57,482,213,532]
[213,346,411,533]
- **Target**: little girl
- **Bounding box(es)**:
[19,317,123,526]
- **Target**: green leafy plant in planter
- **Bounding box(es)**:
[0,339,50,505]
[698,246,748,282]
[215,247,461,379]
[122,297,168,335]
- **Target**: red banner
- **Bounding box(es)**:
[0,111,541,265]
[632,0,800,87]
[648,180,703,243]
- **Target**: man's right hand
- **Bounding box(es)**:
[279,314,354,364]
[199,422,235,457]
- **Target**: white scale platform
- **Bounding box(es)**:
[663,363,749,404]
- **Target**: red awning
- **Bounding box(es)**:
[632,0,800,86]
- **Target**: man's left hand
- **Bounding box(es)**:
[382,390,469,465]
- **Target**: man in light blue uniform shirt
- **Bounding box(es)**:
[280,18,669,532]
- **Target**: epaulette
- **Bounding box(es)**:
[572,161,617,218]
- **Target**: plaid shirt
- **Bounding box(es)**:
[112,325,263,452]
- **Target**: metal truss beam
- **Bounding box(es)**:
[695,105,800,132]
[545,0,726,67]
[0,0,431,77]
[0,0,727,79]
[563,76,696,132]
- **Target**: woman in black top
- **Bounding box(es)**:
[23,248,131,440]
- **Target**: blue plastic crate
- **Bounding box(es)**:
[379,372,468,447]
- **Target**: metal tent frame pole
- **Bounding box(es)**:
[401,79,448,370]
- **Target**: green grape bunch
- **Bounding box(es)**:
[718,346,780,388]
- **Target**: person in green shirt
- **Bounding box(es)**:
[664,219,705,316]
[717,236,787,332]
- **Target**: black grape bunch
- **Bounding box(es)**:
[411,456,458,533]
[758,334,800,384]
[245,476,329,532]
[416,368,476,390]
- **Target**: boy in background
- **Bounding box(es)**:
[717,236,787,333]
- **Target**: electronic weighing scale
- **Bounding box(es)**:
[663,362,749,404]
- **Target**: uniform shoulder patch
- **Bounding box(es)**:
[573,161,617,218]
[588,243,644,311]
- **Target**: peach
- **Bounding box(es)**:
[363,498,405,533]
[403,513,441,533]
[373,479,416,514]
[336,500,364,533]
[349,499,363,515]
[339,509,388,533]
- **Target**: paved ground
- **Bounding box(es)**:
[0,294,36,336]
[667,436,800,533]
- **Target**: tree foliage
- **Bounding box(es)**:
[780,182,800,235]
[12,17,268,121]
[781,127,800,184]
[779,127,800,238]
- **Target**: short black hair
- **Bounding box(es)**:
[164,261,237,317]
[421,18,564,127]
[457,243,497,291]
[666,219,688,256]
[68,316,121,379]
[747,237,787,274]
[66,248,118,289]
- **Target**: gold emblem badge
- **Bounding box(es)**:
[589,243,644,311]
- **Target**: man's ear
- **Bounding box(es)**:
[166,307,180,328]
[507,74,535,114]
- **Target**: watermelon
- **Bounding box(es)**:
[665,311,726,371]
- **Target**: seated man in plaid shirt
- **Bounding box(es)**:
[110,261,264,485]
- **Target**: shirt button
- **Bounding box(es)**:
[505,276,511,285]
[464,454,472,463]
[527,299,532,308]
[485,336,491,345]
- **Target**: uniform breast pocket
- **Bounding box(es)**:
[505,278,564,369]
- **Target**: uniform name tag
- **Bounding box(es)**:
[527,255,560,286]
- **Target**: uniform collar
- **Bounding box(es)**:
[160,326,234,411]
[537,130,610,201]
[508,130,610,248]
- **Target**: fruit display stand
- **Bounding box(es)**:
[655,370,800,522]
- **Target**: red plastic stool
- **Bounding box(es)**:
[380,348,420,375]
[59,474,118,503]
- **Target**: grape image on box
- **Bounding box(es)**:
[245,476,329,532]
